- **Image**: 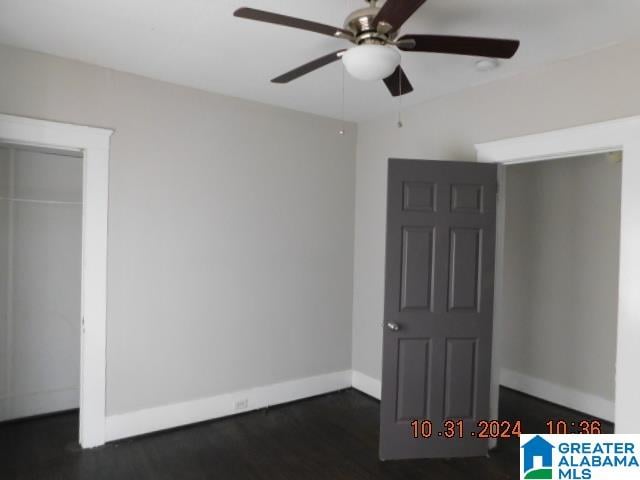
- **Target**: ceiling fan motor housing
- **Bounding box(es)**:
[344,6,397,45]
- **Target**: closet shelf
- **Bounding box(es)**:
[0,196,82,206]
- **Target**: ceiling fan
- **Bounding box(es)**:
[234,0,520,97]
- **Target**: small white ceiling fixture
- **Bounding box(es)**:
[475,58,500,72]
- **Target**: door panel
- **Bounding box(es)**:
[444,338,477,419]
[396,339,431,420]
[380,159,497,460]
[403,182,436,212]
[451,184,484,213]
[401,227,435,311]
[448,227,482,311]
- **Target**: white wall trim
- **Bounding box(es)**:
[0,113,112,448]
[3,148,16,425]
[475,116,639,165]
[133,365,609,449]
[500,369,615,422]
[106,370,352,442]
[351,370,381,400]
[476,114,640,433]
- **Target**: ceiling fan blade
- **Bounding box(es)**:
[272,50,346,84]
[383,66,414,97]
[373,0,427,33]
[234,7,354,40]
[397,34,520,59]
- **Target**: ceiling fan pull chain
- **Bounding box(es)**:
[339,63,346,135]
[397,61,404,128]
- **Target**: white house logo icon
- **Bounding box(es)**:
[521,435,554,479]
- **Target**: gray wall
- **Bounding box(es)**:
[0,146,82,420]
[501,154,620,400]
[352,38,640,381]
[0,43,357,415]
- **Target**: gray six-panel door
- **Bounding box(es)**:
[380,159,497,460]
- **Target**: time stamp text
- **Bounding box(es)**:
[410,419,603,439]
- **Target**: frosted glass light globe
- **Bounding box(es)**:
[342,44,401,82]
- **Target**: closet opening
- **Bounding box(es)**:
[0,143,83,440]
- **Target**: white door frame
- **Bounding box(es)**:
[0,113,112,448]
[475,115,640,435]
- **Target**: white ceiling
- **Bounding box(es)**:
[0,0,639,121]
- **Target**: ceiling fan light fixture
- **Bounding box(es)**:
[342,44,401,82]
[475,58,500,72]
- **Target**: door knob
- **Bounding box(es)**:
[386,322,400,331]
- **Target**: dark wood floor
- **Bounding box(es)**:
[0,387,612,480]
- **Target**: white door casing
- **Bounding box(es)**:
[0,113,112,448]
[476,115,640,437]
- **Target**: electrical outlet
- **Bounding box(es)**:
[234,398,249,411]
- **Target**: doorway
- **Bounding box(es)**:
[497,152,620,422]
[0,144,83,423]
[476,115,640,435]
[0,113,111,448]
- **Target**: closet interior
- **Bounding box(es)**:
[0,144,83,421]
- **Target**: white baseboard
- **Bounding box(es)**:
[500,368,614,422]
[105,368,614,443]
[351,370,381,400]
[105,370,352,442]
